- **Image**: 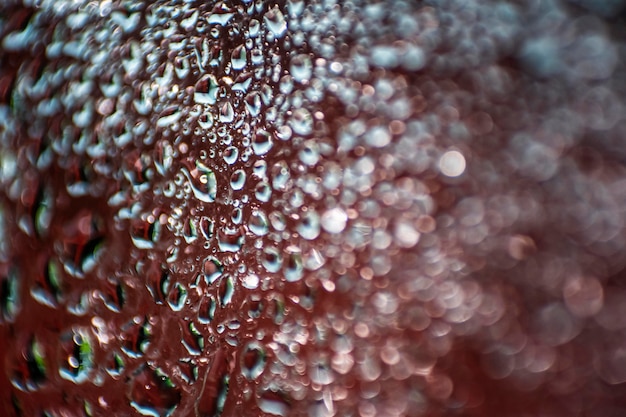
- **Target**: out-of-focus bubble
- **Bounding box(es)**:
[439,150,466,178]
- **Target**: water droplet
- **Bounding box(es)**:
[299,140,320,166]
[129,365,181,417]
[258,390,290,417]
[182,322,204,355]
[218,275,235,306]
[252,130,273,156]
[200,216,214,240]
[242,273,260,290]
[439,150,466,178]
[131,219,161,250]
[10,336,47,391]
[231,45,247,70]
[249,209,269,236]
[183,218,198,243]
[230,169,247,191]
[264,6,288,38]
[241,342,266,380]
[289,108,313,135]
[156,106,182,129]
[309,357,335,385]
[204,256,224,284]
[182,161,217,203]
[95,278,125,313]
[290,54,312,83]
[220,102,235,123]
[284,246,304,282]
[165,282,188,312]
[321,207,348,234]
[194,74,219,105]
[105,352,125,379]
[272,160,291,191]
[269,211,287,231]
[217,227,245,252]
[198,112,214,130]
[255,181,272,202]
[223,146,239,165]
[196,350,229,416]
[297,210,321,240]
[31,259,63,308]
[364,125,391,148]
[59,329,94,383]
[121,318,152,358]
[262,246,283,273]
[245,91,262,117]
[393,219,421,248]
[199,295,217,323]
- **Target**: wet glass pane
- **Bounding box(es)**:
[1,1,626,416]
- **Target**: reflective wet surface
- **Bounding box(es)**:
[2,0,626,416]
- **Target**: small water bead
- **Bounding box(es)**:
[264,6,288,38]
[364,125,392,148]
[183,218,198,243]
[289,107,314,135]
[262,246,283,273]
[128,365,181,417]
[230,169,247,191]
[198,112,214,129]
[204,256,224,284]
[275,125,292,141]
[241,342,267,380]
[219,102,235,123]
[121,318,152,358]
[252,130,273,155]
[297,210,321,240]
[299,139,320,166]
[321,207,348,234]
[198,295,217,323]
[10,336,47,392]
[255,181,272,202]
[194,74,219,105]
[218,275,235,306]
[258,391,290,417]
[231,45,247,70]
[182,322,204,355]
[59,329,94,383]
[393,219,421,248]
[279,74,294,94]
[31,259,63,308]
[290,54,312,83]
[272,160,291,191]
[253,160,267,178]
[131,218,161,250]
[249,18,261,37]
[284,246,304,282]
[182,161,217,203]
[223,146,239,165]
[232,207,243,224]
[245,91,262,116]
[269,211,287,231]
[165,282,188,312]
[242,273,260,290]
[200,216,214,240]
[439,150,466,178]
[249,209,270,236]
[217,227,245,252]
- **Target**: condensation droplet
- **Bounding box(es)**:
[241,342,266,380]
[321,207,348,234]
[439,150,466,178]
[249,209,269,236]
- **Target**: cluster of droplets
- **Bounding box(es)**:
[3,0,626,416]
